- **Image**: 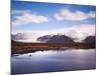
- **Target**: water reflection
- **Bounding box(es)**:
[11,49,96,75]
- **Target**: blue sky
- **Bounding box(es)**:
[11,1,96,33]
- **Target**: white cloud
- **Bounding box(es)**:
[12,10,31,14]
[88,11,96,18]
[65,24,95,41]
[54,9,96,21]
[12,10,49,26]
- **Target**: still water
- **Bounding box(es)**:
[11,49,96,75]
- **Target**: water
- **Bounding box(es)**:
[11,49,96,75]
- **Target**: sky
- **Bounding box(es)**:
[11,0,96,42]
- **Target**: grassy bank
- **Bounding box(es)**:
[11,41,95,54]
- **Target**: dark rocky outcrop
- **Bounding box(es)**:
[37,35,74,43]
[83,36,96,43]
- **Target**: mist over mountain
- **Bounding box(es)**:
[12,33,27,40]
[11,24,95,43]
[11,33,40,42]
[11,31,95,43]
[11,33,77,43]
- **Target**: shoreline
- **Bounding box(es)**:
[12,42,95,54]
[12,48,96,55]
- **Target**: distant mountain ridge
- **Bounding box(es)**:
[37,35,75,43]
[11,33,28,40]
[11,33,96,43]
[37,35,52,42]
[83,36,96,43]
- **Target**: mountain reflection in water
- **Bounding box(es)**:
[11,49,96,75]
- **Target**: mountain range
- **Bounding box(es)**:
[11,33,95,43]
